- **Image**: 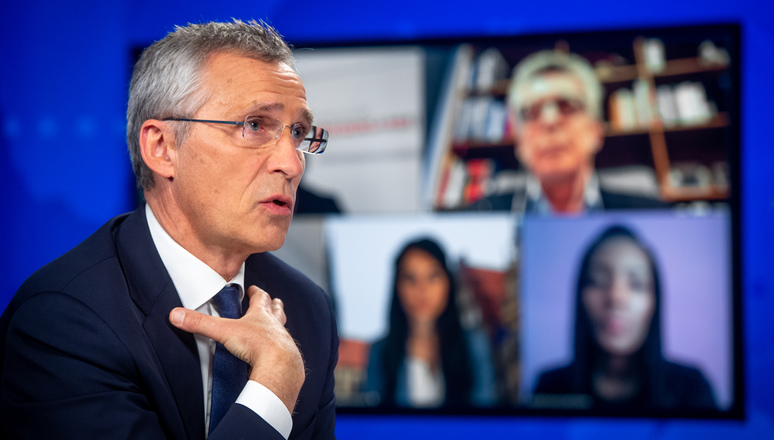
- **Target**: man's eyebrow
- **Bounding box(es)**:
[300,109,314,126]
[247,103,314,125]
[248,102,284,114]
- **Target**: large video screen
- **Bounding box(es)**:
[274,23,741,419]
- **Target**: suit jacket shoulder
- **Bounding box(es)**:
[466,188,668,212]
[600,189,669,210]
[0,207,338,440]
[0,209,199,439]
[466,193,515,211]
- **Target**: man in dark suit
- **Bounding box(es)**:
[0,20,336,439]
[469,50,666,214]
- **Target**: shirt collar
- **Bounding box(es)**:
[524,172,604,214]
[145,204,245,310]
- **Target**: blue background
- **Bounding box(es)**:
[2,1,772,438]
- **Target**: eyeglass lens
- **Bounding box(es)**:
[242,116,328,154]
[520,98,585,122]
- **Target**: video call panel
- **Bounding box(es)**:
[277,23,740,419]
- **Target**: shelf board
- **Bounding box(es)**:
[662,184,729,203]
[464,78,511,97]
[464,58,730,95]
[450,112,729,150]
[605,112,729,137]
[595,64,640,83]
[655,58,729,78]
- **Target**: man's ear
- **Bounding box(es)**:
[139,120,176,181]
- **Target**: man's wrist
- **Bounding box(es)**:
[235,380,293,439]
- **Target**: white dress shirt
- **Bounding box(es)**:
[521,172,604,214]
[145,205,293,438]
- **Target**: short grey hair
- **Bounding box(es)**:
[507,50,603,124]
[127,19,295,190]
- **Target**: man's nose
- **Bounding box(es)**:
[269,128,305,178]
[537,101,560,125]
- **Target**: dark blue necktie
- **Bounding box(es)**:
[209,284,248,434]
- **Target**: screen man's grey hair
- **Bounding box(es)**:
[507,50,603,124]
[127,19,295,190]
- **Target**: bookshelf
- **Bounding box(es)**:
[432,35,734,210]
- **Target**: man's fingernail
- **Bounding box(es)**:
[170,309,185,326]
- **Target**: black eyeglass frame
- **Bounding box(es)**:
[162,117,328,154]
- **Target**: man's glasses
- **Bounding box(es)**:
[163,115,328,154]
[519,98,586,123]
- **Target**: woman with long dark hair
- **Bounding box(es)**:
[363,238,496,408]
[533,225,716,411]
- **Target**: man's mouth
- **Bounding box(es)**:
[261,195,293,215]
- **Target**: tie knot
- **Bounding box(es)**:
[212,284,242,319]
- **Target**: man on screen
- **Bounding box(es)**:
[464,50,666,405]
[0,20,336,439]
[469,50,665,214]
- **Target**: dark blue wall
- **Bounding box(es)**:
[2,1,773,438]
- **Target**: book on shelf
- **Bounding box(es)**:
[609,88,637,131]
[608,80,658,132]
[484,100,507,142]
[657,85,680,127]
[672,81,714,126]
[609,80,715,131]
[462,158,494,205]
[454,98,474,141]
[633,78,656,128]
[468,47,509,92]
[469,97,492,141]
[656,82,715,127]
[454,96,509,144]
[435,157,467,209]
[434,157,495,209]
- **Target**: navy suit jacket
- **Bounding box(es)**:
[466,188,668,212]
[0,206,338,439]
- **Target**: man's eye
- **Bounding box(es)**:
[291,125,309,139]
[245,118,264,132]
[557,98,584,114]
[520,106,539,121]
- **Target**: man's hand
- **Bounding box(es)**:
[168,285,306,413]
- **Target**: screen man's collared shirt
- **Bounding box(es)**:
[520,172,604,214]
[145,204,292,439]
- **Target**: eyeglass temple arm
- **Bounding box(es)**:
[163,118,243,126]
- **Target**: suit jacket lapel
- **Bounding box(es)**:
[116,207,206,440]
